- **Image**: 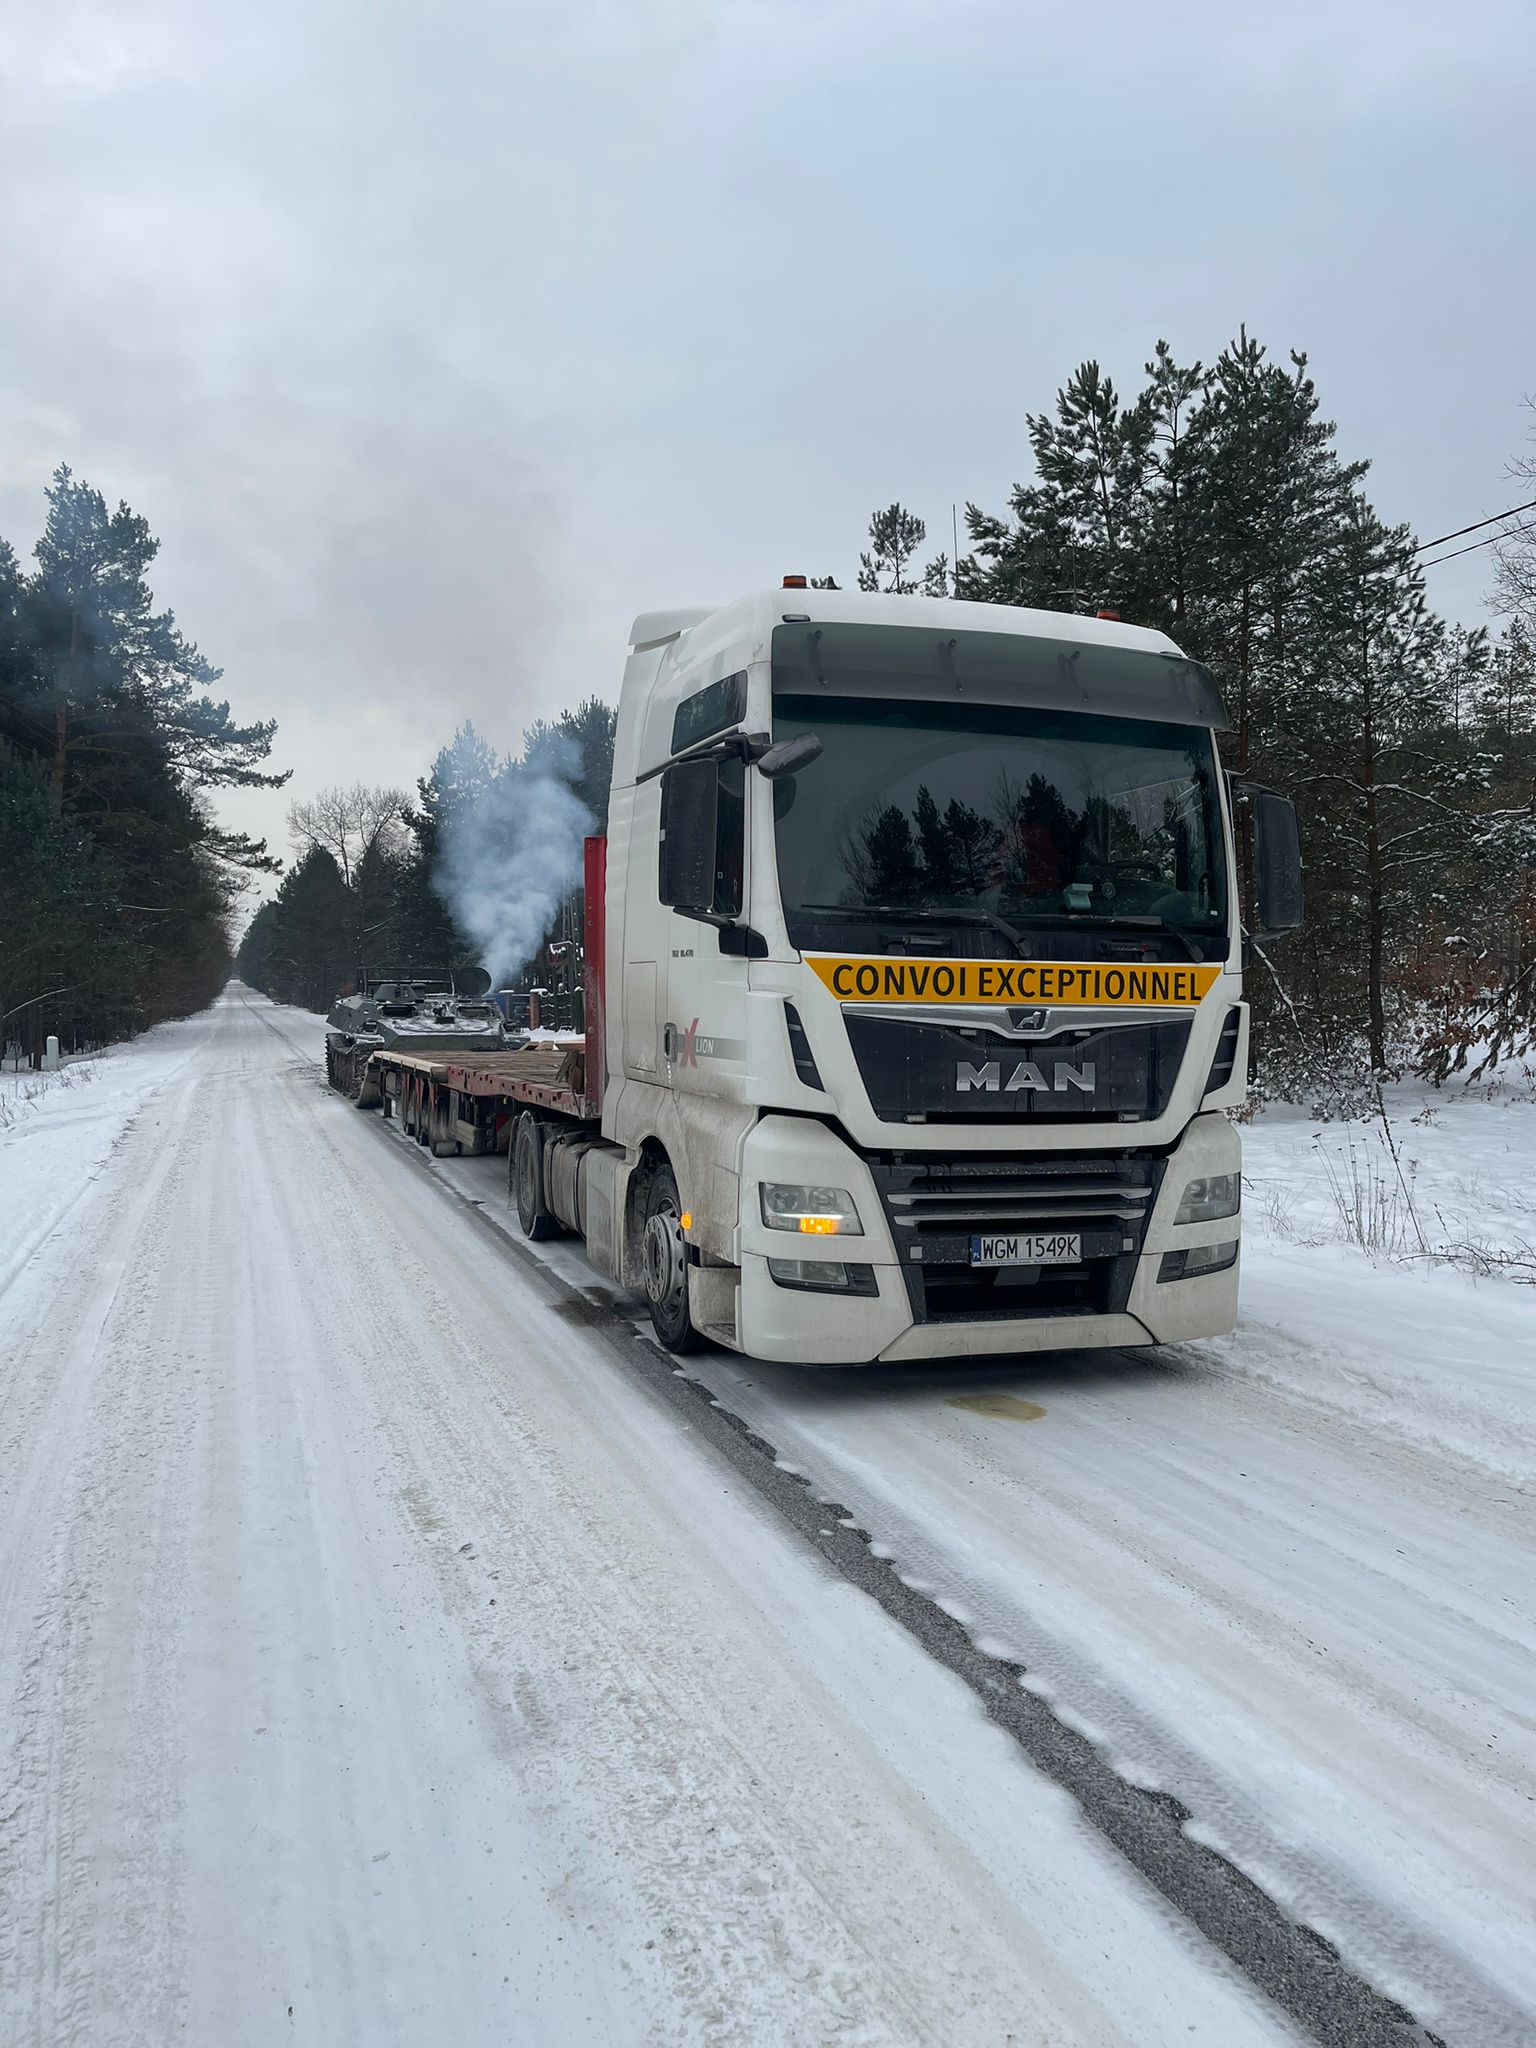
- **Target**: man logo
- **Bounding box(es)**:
[1007,1006,1048,1032]
[956,1059,1097,1094]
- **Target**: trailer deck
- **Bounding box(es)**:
[368,1039,597,1155]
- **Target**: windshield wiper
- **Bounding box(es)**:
[797,901,1215,965]
[998,909,1210,965]
[796,901,1033,958]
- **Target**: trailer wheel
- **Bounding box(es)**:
[640,1162,701,1354]
[513,1114,558,1240]
[430,1098,459,1157]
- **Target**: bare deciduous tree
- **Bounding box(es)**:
[1493,398,1536,635]
[287,783,408,887]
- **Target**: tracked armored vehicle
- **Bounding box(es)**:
[325,969,508,1107]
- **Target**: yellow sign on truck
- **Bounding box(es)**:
[805,955,1223,1008]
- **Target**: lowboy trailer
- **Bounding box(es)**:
[367,1043,595,1157]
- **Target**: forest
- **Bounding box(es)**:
[0,468,283,1060]
[838,334,1536,1103]
[233,701,615,1017]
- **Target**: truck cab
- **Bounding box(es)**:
[536,585,1300,1365]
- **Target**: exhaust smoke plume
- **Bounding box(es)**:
[435,736,592,990]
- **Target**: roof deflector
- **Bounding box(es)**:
[630,608,712,652]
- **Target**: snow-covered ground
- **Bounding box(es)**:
[1245,1067,1536,1276]
[1219,1076,1536,1489]
[0,1018,214,1304]
[4,990,1532,2046]
[652,1081,1536,2046]
[0,990,1300,2048]
[439,1052,1536,2046]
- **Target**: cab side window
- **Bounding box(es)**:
[713,757,744,918]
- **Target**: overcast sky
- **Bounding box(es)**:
[2,0,1533,894]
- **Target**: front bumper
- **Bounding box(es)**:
[732,1112,1240,1365]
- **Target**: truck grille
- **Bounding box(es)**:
[845,1012,1190,1123]
[868,1151,1166,1324]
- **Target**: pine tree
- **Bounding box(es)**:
[393,723,498,969]
[0,739,126,1057]
[966,362,1158,620]
[522,695,617,830]
[1483,619,1536,735]
[1142,341,1207,632]
[1178,334,1366,783]
[0,470,286,1048]
[858,504,929,594]
[1417,622,1536,1077]
[234,899,280,994]
[26,468,284,847]
[1287,502,1475,1072]
[261,848,354,1010]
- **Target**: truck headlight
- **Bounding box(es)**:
[1175,1172,1240,1224]
[1159,1241,1239,1281]
[767,1258,878,1296]
[760,1182,864,1236]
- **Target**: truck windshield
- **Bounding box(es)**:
[771,693,1230,962]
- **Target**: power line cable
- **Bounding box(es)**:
[1419,515,1536,571]
[1413,496,1536,554]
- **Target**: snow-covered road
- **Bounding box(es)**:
[685,1313,1535,2042]
[1,991,1300,2048]
[2,990,1531,2047]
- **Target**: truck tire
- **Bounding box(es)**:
[430,1091,460,1157]
[513,1114,558,1240]
[640,1161,701,1354]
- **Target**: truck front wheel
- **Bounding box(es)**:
[640,1162,701,1354]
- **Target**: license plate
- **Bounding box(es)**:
[971,1231,1082,1267]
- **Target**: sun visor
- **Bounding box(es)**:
[771,621,1230,730]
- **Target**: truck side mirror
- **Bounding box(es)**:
[756,732,823,780]
[658,758,719,912]
[1252,789,1303,935]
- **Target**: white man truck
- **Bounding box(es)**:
[341,584,1302,1364]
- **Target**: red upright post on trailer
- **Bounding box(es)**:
[582,835,607,1115]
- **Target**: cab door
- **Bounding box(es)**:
[657,752,751,1103]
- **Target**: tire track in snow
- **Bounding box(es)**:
[267,1065,1080,2046]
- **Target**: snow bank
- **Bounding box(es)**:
[1242,1065,1536,1279]
[0,1018,206,1301]
[0,988,324,1303]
